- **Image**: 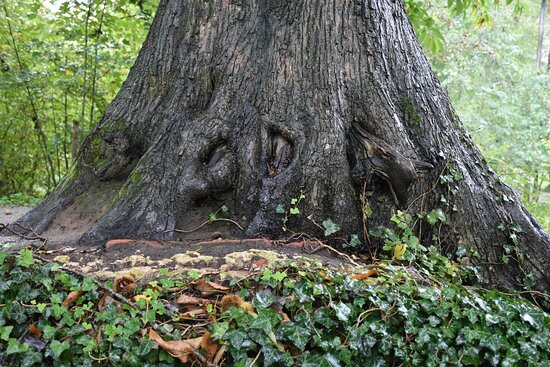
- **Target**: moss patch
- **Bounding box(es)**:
[401,98,423,129]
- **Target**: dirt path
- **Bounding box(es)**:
[0,206,33,224]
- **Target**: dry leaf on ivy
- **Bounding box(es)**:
[176,294,211,306]
[195,278,229,297]
[28,324,42,339]
[62,290,83,308]
[351,269,378,280]
[147,328,197,363]
[200,331,219,361]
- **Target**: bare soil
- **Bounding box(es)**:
[1,206,357,284]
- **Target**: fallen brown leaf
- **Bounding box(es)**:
[276,309,291,324]
[62,291,83,308]
[98,293,123,313]
[147,328,196,363]
[29,324,41,339]
[213,344,226,365]
[176,294,211,306]
[352,269,378,280]
[200,331,219,362]
[181,308,208,319]
[196,278,229,297]
[220,295,254,313]
[319,270,333,282]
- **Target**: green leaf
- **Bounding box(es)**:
[42,325,57,340]
[0,325,13,341]
[81,277,97,292]
[0,252,8,265]
[275,204,286,214]
[272,271,287,282]
[331,302,351,322]
[322,219,341,236]
[426,209,446,225]
[254,292,275,308]
[349,234,361,247]
[17,249,34,268]
[289,207,300,215]
[251,313,274,334]
[49,340,70,359]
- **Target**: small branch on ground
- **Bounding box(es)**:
[165,218,244,234]
[0,222,46,243]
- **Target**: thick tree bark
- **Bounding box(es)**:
[11,0,549,292]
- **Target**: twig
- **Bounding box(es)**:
[248,350,261,367]
[32,255,219,367]
[519,290,550,299]
[164,218,244,234]
[312,239,361,267]
[0,222,46,242]
[165,220,211,234]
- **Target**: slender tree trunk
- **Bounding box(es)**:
[63,89,70,171]
[77,0,93,153]
[89,0,106,127]
[537,0,547,72]
[13,0,549,293]
[3,5,57,188]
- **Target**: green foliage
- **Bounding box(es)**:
[0,193,41,206]
[276,191,306,231]
[0,245,548,366]
[0,0,157,197]
[428,0,549,230]
[322,219,341,237]
[404,0,524,53]
[216,259,549,367]
[0,250,186,366]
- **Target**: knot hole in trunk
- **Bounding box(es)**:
[267,130,294,177]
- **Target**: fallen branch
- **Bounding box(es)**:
[311,239,361,267]
[0,222,46,242]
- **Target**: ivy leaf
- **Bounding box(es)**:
[272,271,287,282]
[331,302,351,322]
[0,252,8,265]
[253,291,274,308]
[275,204,285,214]
[393,244,407,260]
[17,249,34,268]
[261,345,282,366]
[323,220,341,236]
[426,209,446,225]
[289,207,300,215]
[81,277,97,292]
[224,329,249,349]
[42,325,57,340]
[49,340,69,359]
[0,326,13,341]
[349,234,361,247]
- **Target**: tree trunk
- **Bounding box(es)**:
[12,0,549,292]
[537,0,547,72]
